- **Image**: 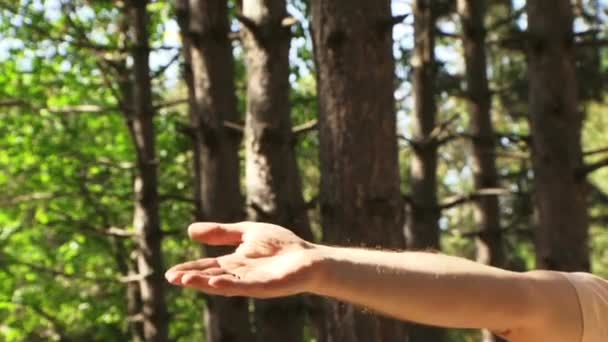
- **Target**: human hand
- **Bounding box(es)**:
[165,222,322,298]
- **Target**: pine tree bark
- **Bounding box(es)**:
[526,0,590,271]
[115,52,146,342]
[407,0,440,251]
[458,0,505,281]
[407,1,444,340]
[127,1,168,341]
[311,1,408,341]
[176,1,254,341]
[458,2,506,341]
[238,1,313,341]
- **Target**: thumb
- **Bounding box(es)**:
[188,222,250,246]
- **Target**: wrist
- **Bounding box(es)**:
[305,244,335,296]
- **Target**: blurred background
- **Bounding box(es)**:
[1,0,607,341]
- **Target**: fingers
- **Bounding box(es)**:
[165,258,220,275]
[165,254,249,285]
[173,272,253,297]
[188,222,251,246]
[165,258,221,284]
[166,267,225,286]
[165,271,186,285]
[208,274,265,296]
[169,270,279,298]
[179,272,229,296]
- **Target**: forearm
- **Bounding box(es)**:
[308,245,538,332]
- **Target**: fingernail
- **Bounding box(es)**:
[165,271,179,284]
[187,224,195,238]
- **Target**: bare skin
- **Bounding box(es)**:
[165,222,582,342]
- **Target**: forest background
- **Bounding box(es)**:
[1,0,608,341]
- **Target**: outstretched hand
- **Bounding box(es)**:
[165,222,322,298]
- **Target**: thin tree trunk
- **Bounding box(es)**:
[174,0,203,219]
[407,1,444,340]
[111,238,144,342]
[125,259,145,342]
[311,1,408,341]
[238,0,313,341]
[458,0,504,269]
[127,1,168,341]
[458,1,506,341]
[526,0,590,271]
[176,1,254,341]
[408,0,440,251]
[115,52,146,342]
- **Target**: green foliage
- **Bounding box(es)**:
[584,100,608,277]
[0,1,196,340]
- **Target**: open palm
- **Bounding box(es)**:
[165,222,319,298]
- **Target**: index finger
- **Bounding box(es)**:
[187,222,249,246]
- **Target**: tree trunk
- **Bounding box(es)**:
[115,49,146,342]
[176,1,254,341]
[526,0,590,271]
[311,1,408,341]
[127,1,168,341]
[238,0,313,341]
[458,1,506,341]
[407,0,440,251]
[125,259,145,342]
[407,1,444,340]
[111,238,144,342]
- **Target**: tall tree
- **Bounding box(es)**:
[407,1,444,340]
[311,1,407,341]
[458,3,506,342]
[126,0,168,340]
[407,0,440,250]
[117,60,146,342]
[175,0,253,341]
[238,0,314,341]
[526,0,590,271]
[458,0,505,275]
